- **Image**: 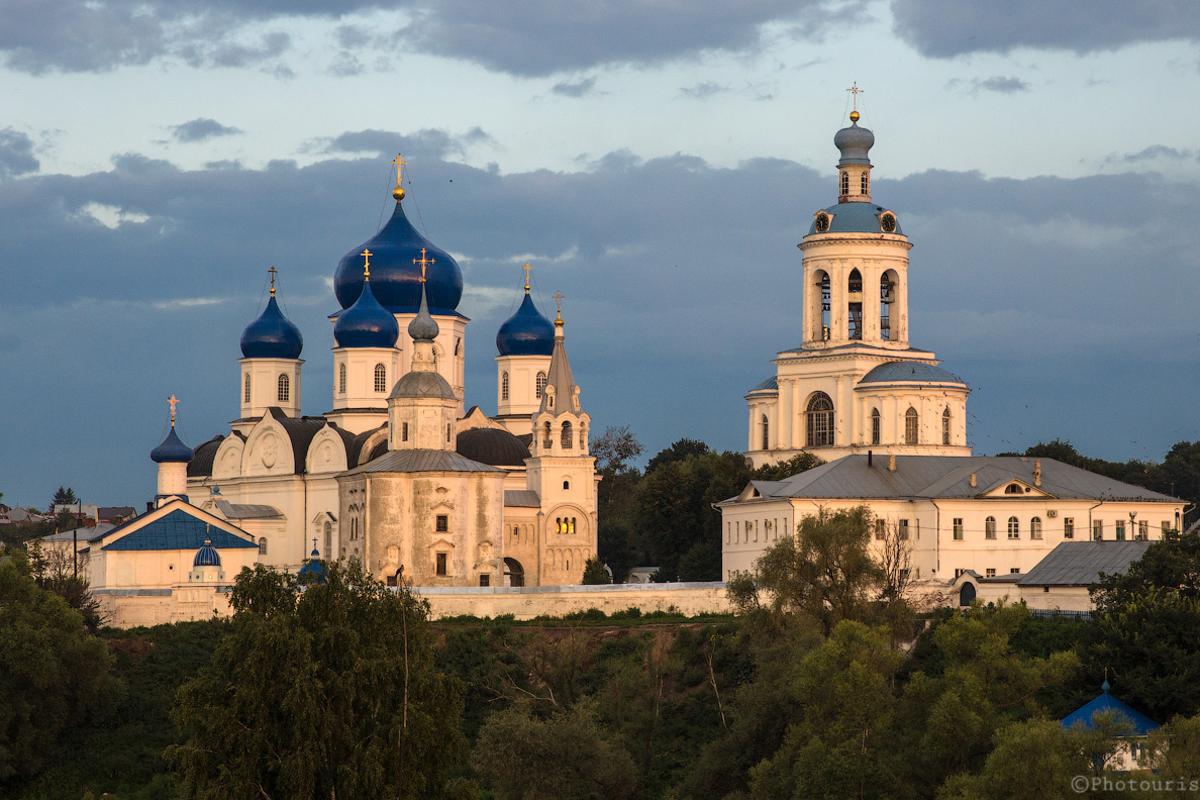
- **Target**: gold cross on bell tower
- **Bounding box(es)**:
[392,153,407,201]
[267,265,278,296]
[361,248,373,279]
[413,247,435,282]
[847,81,863,122]
[167,393,179,427]
[553,290,564,325]
[522,262,532,292]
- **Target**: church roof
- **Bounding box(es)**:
[748,375,778,393]
[807,202,902,236]
[267,408,328,473]
[497,291,555,356]
[240,295,303,360]
[188,435,226,478]
[333,275,399,349]
[504,490,541,507]
[858,360,966,387]
[1062,684,1159,736]
[214,499,283,520]
[1016,541,1152,587]
[100,507,258,552]
[150,427,193,463]
[539,316,581,416]
[457,427,531,467]
[389,370,456,401]
[721,455,1182,505]
[343,448,501,475]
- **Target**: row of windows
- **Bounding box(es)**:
[815,268,898,343]
[242,373,293,404]
[500,370,549,401]
[542,420,585,450]
[556,516,578,534]
[839,171,869,197]
[759,395,952,449]
[950,516,1162,542]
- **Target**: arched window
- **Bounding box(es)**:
[840,171,849,197]
[806,392,834,448]
[904,407,918,445]
[1004,483,1024,494]
[985,516,996,540]
[870,408,881,446]
[563,480,570,490]
[847,269,863,340]
[1031,517,1043,540]
[536,372,547,398]
[454,338,462,356]
[277,373,290,403]
[761,413,770,450]
[580,424,587,450]
[814,271,832,341]
[323,520,332,557]
[880,271,897,340]
[860,173,869,195]
[942,407,952,446]
[561,421,574,449]
[570,517,576,534]
[243,372,251,404]
[543,421,553,450]
[501,371,510,401]
[258,537,268,555]
[374,363,387,393]
[338,363,347,395]
[1008,516,1020,539]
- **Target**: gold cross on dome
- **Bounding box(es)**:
[413,247,436,282]
[847,81,863,111]
[522,262,532,292]
[552,290,564,323]
[391,153,407,200]
[167,393,179,427]
[361,248,373,279]
[267,265,278,295]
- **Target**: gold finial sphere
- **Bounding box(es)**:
[392,184,406,201]
[849,110,860,123]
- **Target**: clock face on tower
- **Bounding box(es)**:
[814,212,831,233]
[880,212,897,233]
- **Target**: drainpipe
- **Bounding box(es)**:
[930,498,942,579]
[1087,497,1104,541]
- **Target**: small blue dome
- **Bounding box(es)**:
[497,292,554,356]
[333,200,464,314]
[298,547,326,583]
[835,120,874,166]
[240,295,303,359]
[808,203,903,236]
[193,538,221,567]
[333,278,399,348]
[151,427,194,463]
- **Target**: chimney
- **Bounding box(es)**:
[887,453,896,472]
[1034,459,1043,488]
[145,501,154,514]
[868,449,873,467]
[969,472,977,488]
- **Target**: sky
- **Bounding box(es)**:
[1,0,1199,508]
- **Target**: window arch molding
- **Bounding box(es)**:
[373,363,387,393]
[805,392,834,448]
[904,407,918,445]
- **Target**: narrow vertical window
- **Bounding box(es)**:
[563,480,570,490]
[402,422,409,442]
[338,363,347,395]
[874,519,886,540]
[258,537,268,555]
[244,372,251,404]
[374,363,387,392]
[1007,516,1019,540]
[446,423,452,443]
[840,171,849,197]
[277,373,290,403]
[942,407,952,445]
[952,518,964,540]
[323,521,332,557]
[805,392,834,447]
[536,372,547,398]
[435,552,447,576]
[1064,518,1075,539]
[904,407,919,445]
[985,516,996,540]
[1093,520,1103,540]
[436,514,448,532]
[880,271,896,341]
[1031,517,1042,540]
[847,269,863,340]
[543,421,553,449]
[860,173,869,195]
[819,271,831,340]
[761,413,770,450]
[501,371,510,401]
[561,421,574,449]
[870,408,881,445]
[1115,520,1126,541]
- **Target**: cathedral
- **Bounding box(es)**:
[745,100,970,466]
[177,161,599,588]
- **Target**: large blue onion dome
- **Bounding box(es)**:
[193,538,221,567]
[834,111,874,166]
[240,294,303,359]
[151,426,194,463]
[497,290,554,356]
[333,274,398,349]
[333,199,464,315]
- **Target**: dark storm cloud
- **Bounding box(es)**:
[892,0,1200,57]
[945,75,1030,95]
[0,0,863,75]
[316,127,493,160]
[170,118,244,143]
[1111,144,1194,163]
[0,128,39,178]
[1,136,1197,505]
[551,77,598,98]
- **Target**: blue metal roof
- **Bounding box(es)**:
[150,427,193,463]
[102,509,258,552]
[858,360,966,386]
[240,295,303,359]
[333,276,399,348]
[333,200,463,314]
[808,202,902,236]
[748,375,778,393]
[1061,683,1159,735]
[496,291,555,356]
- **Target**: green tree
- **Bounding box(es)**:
[581,557,611,585]
[168,562,465,800]
[594,426,646,583]
[936,718,1093,800]
[471,701,636,800]
[751,452,822,482]
[0,549,115,784]
[592,425,643,477]
[646,438,710,473]
[1146,713,1200,785]
[49,486,78,512]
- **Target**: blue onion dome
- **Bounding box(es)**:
[834,111,874,166]
[240,294,303,359]
[298,546,326,583]
[151,426,194,463]
[408,282,440,342]
[193,538,221,567]
[333,275,399,348]
[497,291,554,356]
[333,198,464,314]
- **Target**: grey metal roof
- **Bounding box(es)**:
[504,489,541,508]
[539,324,580,416]
[748,375,778,393]
[727,455,1180,504]
[42,523,115,542]
[458,427,531,467]
[343,448,500,475]
[858,360,966,386]
[390,370,456,401]
[1017,541,1152,586]
[214,499,282,519]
